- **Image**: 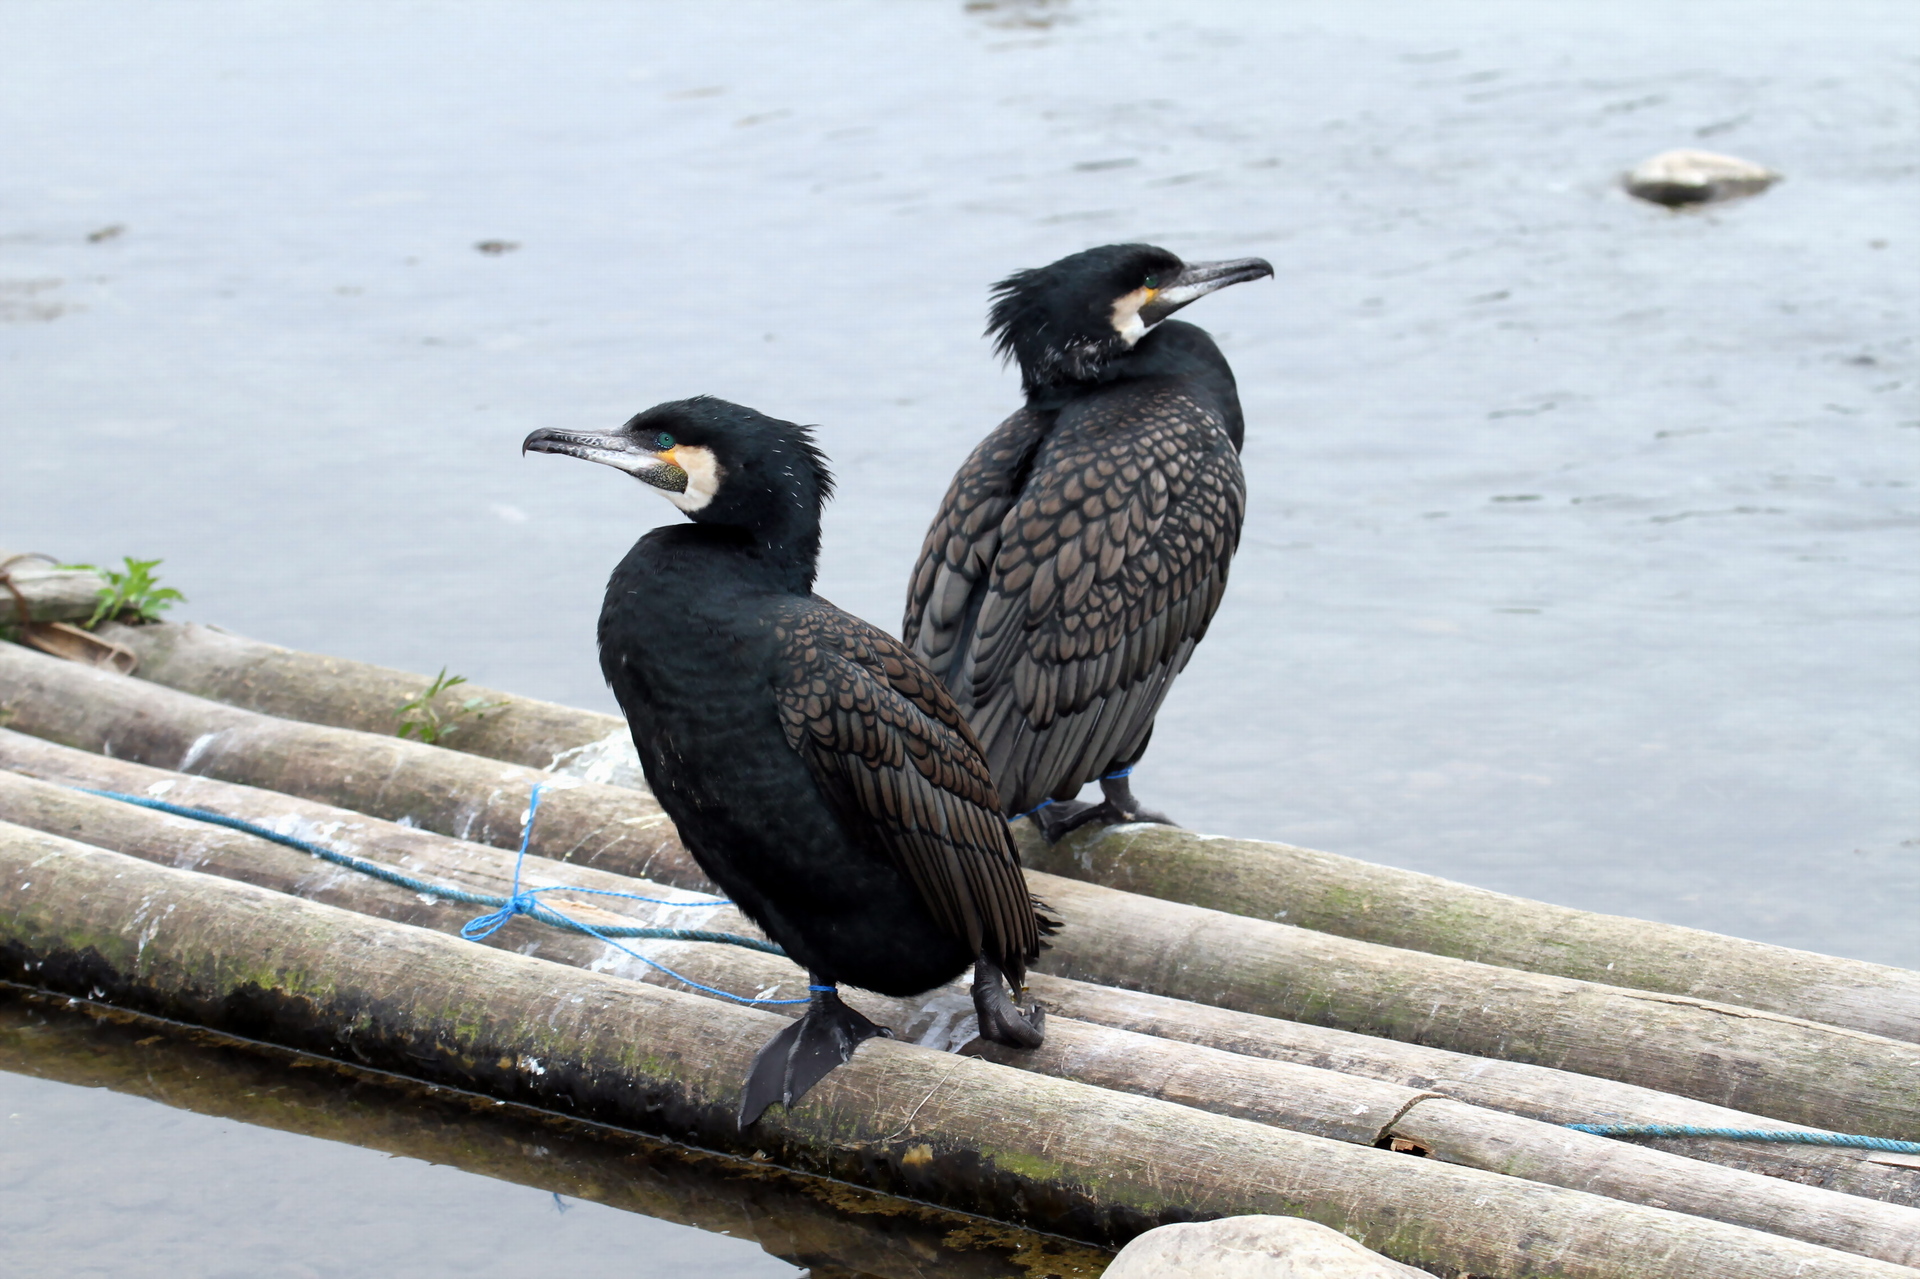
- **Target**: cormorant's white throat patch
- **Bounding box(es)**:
[1109,286,1154,347]
[661,444,722,513]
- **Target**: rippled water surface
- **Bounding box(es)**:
[3,0,1916,1269]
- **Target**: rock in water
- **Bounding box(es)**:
[1624,148,1781,207]
[1103,1216,1426,1278]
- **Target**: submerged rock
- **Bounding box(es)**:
[1104,1216,1425,1278]
[1624,148,1781,207]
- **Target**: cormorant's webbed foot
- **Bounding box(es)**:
[739,979,894,1128]
[1028,798,1096,844]
[971,956,1046,1050]
[1030,774,1176,842]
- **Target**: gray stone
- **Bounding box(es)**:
[1103,1216,1427,1278]
[1624,148,1781,207]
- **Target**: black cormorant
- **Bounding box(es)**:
[903,244,1271,840]
[524,397,1047,1127]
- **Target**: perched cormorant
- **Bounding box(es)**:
[524,397,1047,1127]
[903,244,1271,840]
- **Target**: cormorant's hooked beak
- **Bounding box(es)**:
[522,427,689,492]
[1139,257,1274,326]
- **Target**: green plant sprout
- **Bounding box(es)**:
[59,557,185,628]
[397,667,506,744]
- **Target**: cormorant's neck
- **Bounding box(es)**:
[1018,321,1243,448]
[694,504,822,595]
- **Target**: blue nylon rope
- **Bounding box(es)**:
[1567,1124,1920,1154]
[78,783,812,1006]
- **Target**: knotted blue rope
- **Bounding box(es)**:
[77,784,812,1006]
[1567,1124,1920,1154]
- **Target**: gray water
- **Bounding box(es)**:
[3,0,1916,1271]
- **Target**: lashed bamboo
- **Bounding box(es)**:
[93,620,1920,1043]
[0,772,1416,1145]
[8,726,1910,1209]
[2,826,1911,1279]
[4,643,1917,1141]
[6,752,1920,1262]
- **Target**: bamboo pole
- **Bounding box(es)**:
[4,646,1917,1141]
[0,987,1111,1279]
[7,727,1911,1209]
[6,755,1920,1262]
[2,827,1911,1279]
[1011,822,1920,1045]
[96,619,633,779]
[91,621,1920,1044]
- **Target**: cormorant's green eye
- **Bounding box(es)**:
[655,432,676,451]
[1143,275,1160,290]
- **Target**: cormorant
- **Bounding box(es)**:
[903,244,1271,840]
[524,397,1047,1127]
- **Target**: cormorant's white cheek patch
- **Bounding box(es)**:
[661,445,723,513]
[1109,286,1154,346]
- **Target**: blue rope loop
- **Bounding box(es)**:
[1567,1124,1920,1155]
[77,783,810,1006]
[1100,765,1135,780]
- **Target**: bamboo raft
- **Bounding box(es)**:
[3,616,1918,1278]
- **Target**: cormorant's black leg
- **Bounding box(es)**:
[971,956,1045,1050]
[740,976,894,1128]
[1096,771,1176,827]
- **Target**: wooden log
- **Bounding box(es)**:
[2,829,1911,1279]
[8,728,1911,1210]
[0,987,1111,1279]
[7,757,1920,1263]
[94,620,1920,1045]
[96,619,636,781]
[1013,821,1920,1045]
[4,646,1918,1141]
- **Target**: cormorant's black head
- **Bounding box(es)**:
[524,396,834,557]
[987,243,1272,395]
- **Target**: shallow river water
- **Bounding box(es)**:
[4,2,1916,1274]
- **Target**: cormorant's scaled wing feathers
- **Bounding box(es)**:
[946,386,1247,814]
[902,407,1053,694]
[772,600,1041,974]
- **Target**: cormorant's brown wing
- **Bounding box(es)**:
[903,407,1052,693]
[917,385,1246,815]
[773,597,1041,974]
